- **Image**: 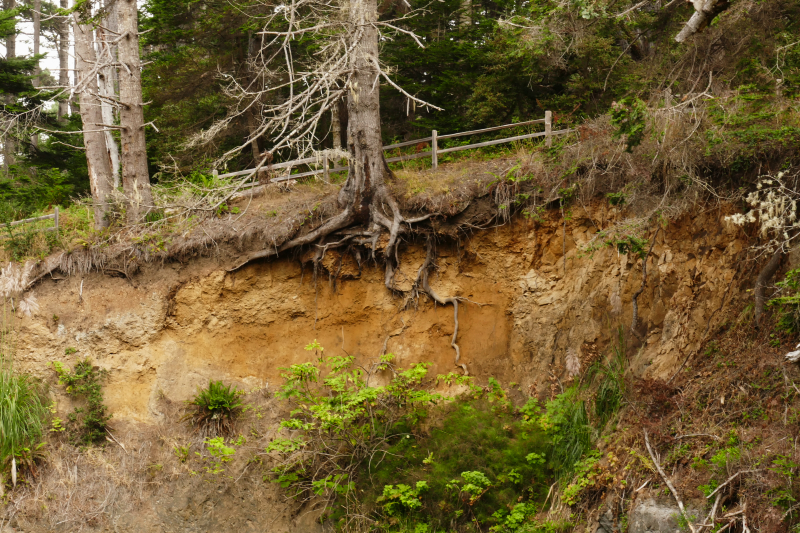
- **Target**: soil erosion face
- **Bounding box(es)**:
[16,205,745,423]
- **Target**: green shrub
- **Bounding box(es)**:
[362,395,551,531]
[769,269,800,334]
[184,380,243,437]
[0,358,48,487]
[51,358,111,446]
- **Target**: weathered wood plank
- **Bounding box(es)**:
[383,136,433,150]
[9,213,56,227]
[437,119,546,140]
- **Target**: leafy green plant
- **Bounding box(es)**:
[378,481,429,515]
[50,358,110,446]
[610,98,647,151]
[540,386,591,479]
[447,470,492,504]
[266,341,443,507]
[0,358,48,490]
[198,436,235,474]
[183,380,244,437]
[769,269,800,334]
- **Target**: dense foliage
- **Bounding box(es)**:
[264,339,629,532]
[51,358,111,446]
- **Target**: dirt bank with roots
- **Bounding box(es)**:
[1,200,768,531]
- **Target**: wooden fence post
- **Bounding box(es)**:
[432,130,438,170]
[545,111,552,148]
[54,206,59,238]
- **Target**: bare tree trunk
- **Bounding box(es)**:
[246,108,261,162]
[331,102,341,149]
[31,0,41,147]
[117,0,153,223]
[754,247,784,326]
[338,0,390,209]
[73,11,114,229]
[58,0,70,119]
[3,0,17,169]
[675,0,730,43]
[97,0,120,188]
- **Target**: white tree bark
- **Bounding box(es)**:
[97,0,120,188]
[675,0,729,43]
[31,0,41,147]
[117,0,153,222]
[73,11,114,229]
[58,0,70,119]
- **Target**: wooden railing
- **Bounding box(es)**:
[2,207,59,239]
[216,111,573,185]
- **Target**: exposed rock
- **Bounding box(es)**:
[629,499,701,533]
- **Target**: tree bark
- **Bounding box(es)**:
[246,107,261,163]
[73,11,114,229]
[675,0,730,43]
[31,0,41,147]
[339,0,390,209]
[754,247,784,326]
[97,0,121,188]
[331,102,341,149]
[58,0,70,119]
[117,0,153,223]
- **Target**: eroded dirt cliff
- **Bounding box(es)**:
[15,202,746,420]
[4,202,752,531]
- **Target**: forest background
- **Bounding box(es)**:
[1,0,797,224]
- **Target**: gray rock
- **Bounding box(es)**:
[629,499,701,533]
[597,508,615,533]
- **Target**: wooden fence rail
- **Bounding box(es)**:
[2,207,59,239]
[217,111,573,186]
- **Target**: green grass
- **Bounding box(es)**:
[0,357,48,483]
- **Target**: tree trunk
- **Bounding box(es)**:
[331,102,341,149]
[338,0,390,210]
[58,0,70,119]
[675,0,730,43]
[73,11,114,229]
[246,107,261,163]
[31,0,41,147]
[118,0,153,223]
[3,0,17,169]
[97,0,121,188]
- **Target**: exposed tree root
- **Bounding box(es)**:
[416,238,467,375]
[630,227,661,341]
[225,162,470,372]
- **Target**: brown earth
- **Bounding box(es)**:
[2,201,754,531]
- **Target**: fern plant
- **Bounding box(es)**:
[183,380,243,437]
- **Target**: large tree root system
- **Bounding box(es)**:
[229,179,467,374]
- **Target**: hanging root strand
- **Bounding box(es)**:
[417,237,466,375]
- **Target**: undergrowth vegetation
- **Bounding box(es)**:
[260,337,631,532]
[0,357,48,496]
[50,356,111,447]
